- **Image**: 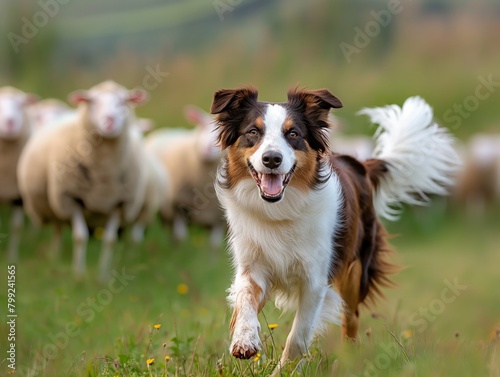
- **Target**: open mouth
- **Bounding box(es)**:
[248,162,295,203]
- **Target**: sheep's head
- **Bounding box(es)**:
[29,98,70,132]
[69,81,148,138]
[0,86,38,140]
[184,104,221,162]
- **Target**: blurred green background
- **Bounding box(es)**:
[1,0,500,135]
[1,0,500,376]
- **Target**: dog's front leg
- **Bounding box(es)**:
[273,284,328,375]
[228,271,266,359]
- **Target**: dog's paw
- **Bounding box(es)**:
[230,329,261,359]
[231,340,259,359]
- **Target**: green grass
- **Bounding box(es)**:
[2,1,500,375]
[1,204,500,377]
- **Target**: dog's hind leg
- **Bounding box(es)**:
[336,259,362,340]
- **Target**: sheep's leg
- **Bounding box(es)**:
[209,224,224,250]
[72,207,88,277]
[131,222,145,244]
[172,214,188,242]
[98,209,121,283]
[7,206,24,262]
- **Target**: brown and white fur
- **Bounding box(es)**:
[210,87,458,374]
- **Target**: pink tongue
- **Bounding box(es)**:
[260,174,283,196]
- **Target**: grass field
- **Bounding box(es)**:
[1,1,499,375]
[1,203,499,377]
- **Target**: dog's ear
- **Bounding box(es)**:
[210,87,258,149]
[287,88,342,153]
[211,87,258,114]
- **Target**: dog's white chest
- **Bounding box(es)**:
[220,176,343,289]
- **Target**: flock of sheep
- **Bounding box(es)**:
[0,81,223,282]
[1,81,499,281]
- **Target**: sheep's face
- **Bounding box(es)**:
[88,92,133,138]
[30,101,69,131]
[0,89,37,139]
[69,82,148,139]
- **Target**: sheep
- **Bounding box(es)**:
[129,125,168,244]
[453,133,500,216]
[144,105,225,248]
[327,113,374,161]
[18,80,149,280]
[20,112,157,257]
[0,86,37,261]
[329,133,374,161]
[28,98,73,132]
[17,120,70,261]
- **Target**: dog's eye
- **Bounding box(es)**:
[247,128,259,136]
[288,130,299,138]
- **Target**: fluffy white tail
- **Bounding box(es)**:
[359,96,460,220]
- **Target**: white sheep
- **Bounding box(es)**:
[329,133,374,161]
[18,80,148,280]
[0,86,37,261]
[28,98,73,132]
[144,105,225,248]
[327,114,374,161]
[129,125,168,244]
[17,121,67,261]
[453,133,500,216]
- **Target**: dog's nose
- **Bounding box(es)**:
[262,151,283,169]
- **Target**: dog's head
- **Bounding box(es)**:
[211,87,342,203]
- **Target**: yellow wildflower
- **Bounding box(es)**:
[177,283,189,295]
[268,323,278,330]
[165,355,171,362]
[153,324,161,330]
[253,353,261,362]
[146,358,155,366]
[401,329,413,339]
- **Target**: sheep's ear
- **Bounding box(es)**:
[128,88,149,105]
[68,90,90,105]
[136,118,154,133]
[211,87,258,149]
[184,105,210,125]
[287,88,342,153]
[24,93,39,105]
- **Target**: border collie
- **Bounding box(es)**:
[210,87,458,373]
